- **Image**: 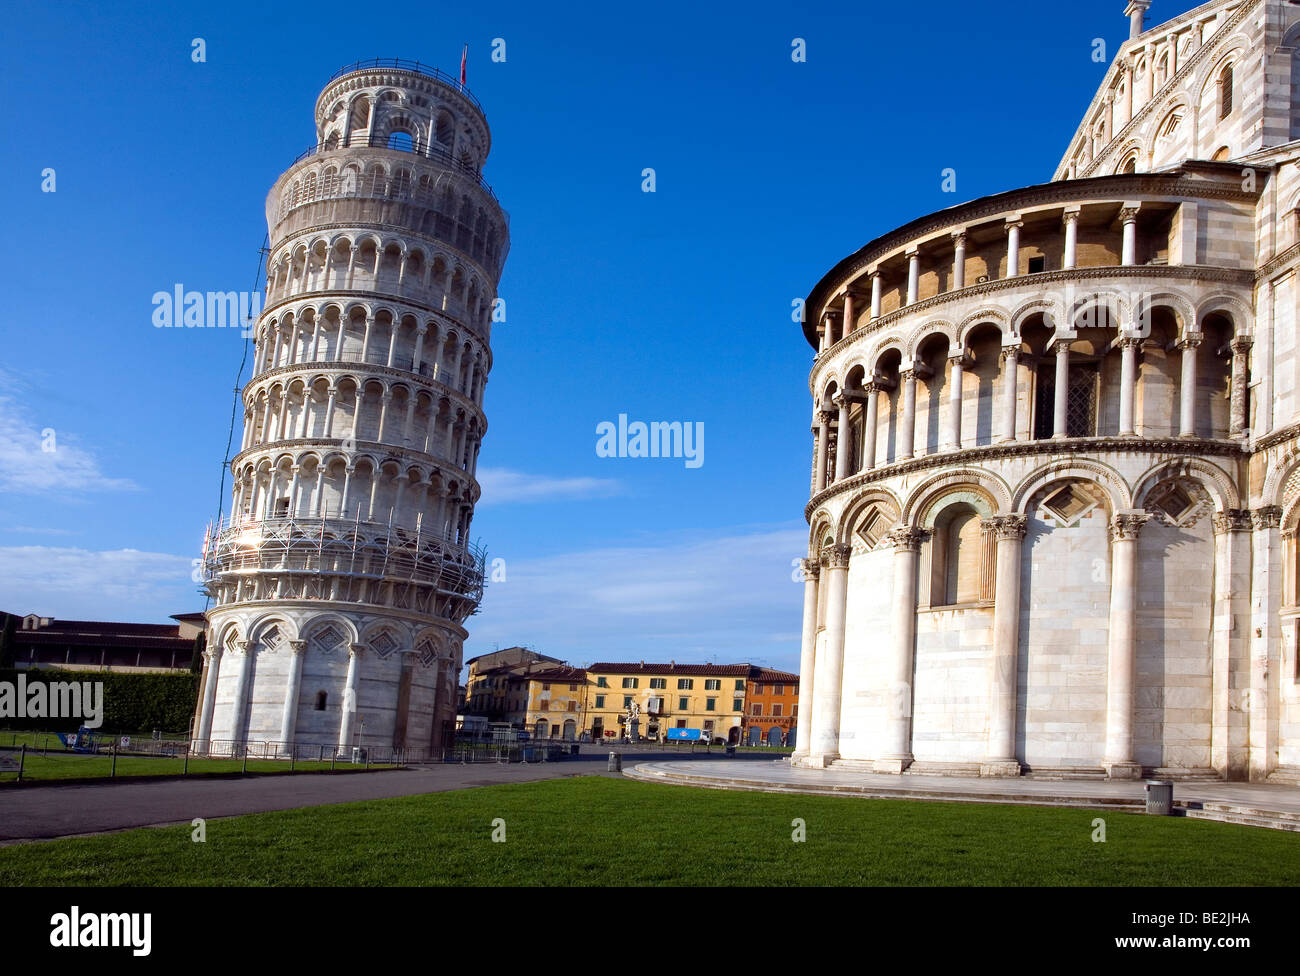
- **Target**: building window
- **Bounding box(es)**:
[751,703,762,716]
[706,698,716,711]
[676,719,687,729]
[677,678,693,689]
[567,701,577,712]
[539,700,549,711]
[622,677,638,688]
[1220,64,1233,120]
[793,704,798,716]
[774,684,784,696]
[678,696,689,710]
[705,679,721,691]
[649,678,666,689]
[1035,362,1097,439]
[735,679,745,691]
[569,684,578,691]
[773,704,783,717]
[315,691,328,710]
[1028,256,1046,273]
[595,695,605,708]
[542,683,550,691]
[733,698,743,711]
[623,696,633,708]
[930,503,985,606]
[597,676,608,688]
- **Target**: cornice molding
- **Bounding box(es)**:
[803,435,1247,521]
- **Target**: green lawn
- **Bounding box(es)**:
[1,776,1296,886]
[0,752,395,783]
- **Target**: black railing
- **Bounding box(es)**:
[324,59,485,114]
[287,135,497,201]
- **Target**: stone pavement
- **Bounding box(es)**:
[626,759,1300,830]
[0,751,754,845]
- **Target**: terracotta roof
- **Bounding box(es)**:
[527,667,587,682]
[753,668,800,682]
[588,662,757,677]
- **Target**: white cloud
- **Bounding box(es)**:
[468,524,808,672]
[476,466,620,504]
[0,546,198,620]
[0,388,137,495]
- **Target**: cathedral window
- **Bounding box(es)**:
[1219,65,1234,120]
[930,503,985,607]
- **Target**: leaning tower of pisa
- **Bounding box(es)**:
[195,59,509,759]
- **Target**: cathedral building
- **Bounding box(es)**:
[793,0,1300,781]
[195,60,508,758]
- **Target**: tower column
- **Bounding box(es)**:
[832,394,852,482]
[412,325,428,373]
[1120,205,1140,265]
[1103,513,1149,779]
[1052,339,1071,438]
[869,271,882,320]
[230,640,255,754]
[808,544,850,767]
[943,352,967,450]
[792,558,820,760]
[1118,336,1140,436]
[279,640,307,755]
[1178,335,1202,436]
[813,411,831,494]
[905,248,920,305]
[1004,219,1022,278]
[1063,207,1080,269]
[195,643,224,754]
[951,231,966,289]
[983,516,1027,776]
[998,346,1019,442]
[1230,336,1252,436]
[862,383,881,471]
[877,527,923,773]
[898,369,918,460]
[337,644,365,757]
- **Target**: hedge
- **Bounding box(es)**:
[0,668,201,734]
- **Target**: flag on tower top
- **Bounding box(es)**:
[460,44,467,89]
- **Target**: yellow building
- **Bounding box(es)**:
[521,666,589,740]
[585,662,753,745]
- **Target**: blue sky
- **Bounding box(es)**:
[0,0,1195,674]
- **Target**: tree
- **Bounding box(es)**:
[189,631,207,675]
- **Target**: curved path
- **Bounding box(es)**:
[626,759,1300,831]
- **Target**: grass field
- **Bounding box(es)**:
[1,776,1296,886]
[0,752,394,783]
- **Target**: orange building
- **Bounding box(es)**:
[741,668,799,747]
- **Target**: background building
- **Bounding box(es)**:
[586,662,753,744]
[741,668,799,747]
[197,59,509,758]
[0,611,202,673]
[795,0,1300,782]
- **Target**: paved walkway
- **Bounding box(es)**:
[0,752,753,845]
[626,759,1300,830]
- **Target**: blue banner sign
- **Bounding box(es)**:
[667,728,702,741]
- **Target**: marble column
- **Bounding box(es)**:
[792,558,821,760]
[1120,205,1140,265]
[898,369,918,460]
[1052,340,1071,439]
[1005,219,1023,278]
[862,383,881,471]
[337,644,365,757]
[998,346,1019,443]
[1118,336,1140,436]
[279,640,307,755]
[1178,335,1202,436]
[951,231,966,289]
[983,515,1027,776]
[1063,207,1080,269]
[877,527,923,773]
[1229,336,1252,436]
[943,353,967,450]
[833,393,853,481]
[1211,509,1251,778]
[906,248,920,305]
[1103,512,1149,779]
[814,411,831,493]
[841,291,855,340]
[194,643,224,754]
[230,640,255,756]
[1249,506,1281,780]
[870,271,882,320]
[808,544,850,767]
